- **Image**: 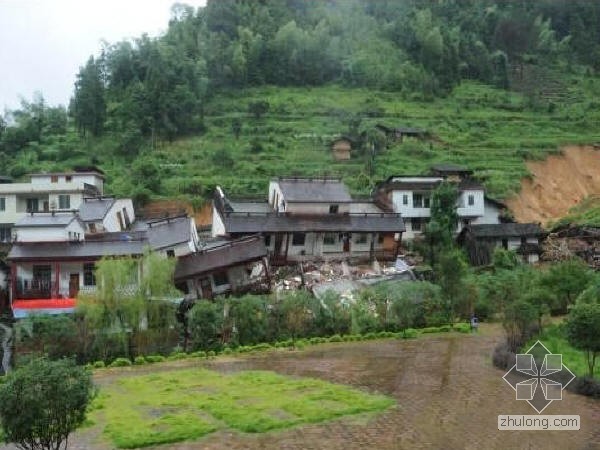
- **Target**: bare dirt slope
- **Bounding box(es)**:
[506,145,600,225]
[139,199,212,226]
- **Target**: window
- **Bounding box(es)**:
[329,204,339,214]
[88,223,97,233]
[0,227,11,242]
[377,233,385,244]
[423,196,430,208]
[292,233,305,246]
[166,249,175,258]
[323,233,337,245]
[213,271,229,286]
[521,236,527,245]
[355,233,368,244]
[116,211,125,231]
[502,238,508,249]
[402,194,408,205]
[26,198,39,212]
[0,197,5,211]
[468,194,475,206]
[58,194,70,209]
[50,175,58,183]
[65,175,72,182]
[83,263,96,286]
[33,265,52,287]
[264,234,271,246]
[413,194,423,208]
[412,219,422,232]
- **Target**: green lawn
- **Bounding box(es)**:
[92,368,394,449]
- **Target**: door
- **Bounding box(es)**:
[343,234,351,252]
[274,234,283,255]
[199,277,212,299]
[69,273,79,298]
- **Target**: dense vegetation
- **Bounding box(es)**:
[2,1,600,203]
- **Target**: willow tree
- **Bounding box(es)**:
[77,249,180,361]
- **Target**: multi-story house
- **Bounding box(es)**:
[375,164,506,240]
[0,168,104,243]
[212,177,405,263]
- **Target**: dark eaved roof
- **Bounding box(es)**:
[146,216,192,250]
[15,213,79,228]
[276,178,352,203]
[468,223,545,238]
[174,236,267,280]
[78,197,115,221]
[221,210,405,234]
[8,238,146,261]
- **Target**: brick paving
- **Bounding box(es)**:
[2,324,599,450]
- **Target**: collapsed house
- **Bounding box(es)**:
[211,177,405,264]
[457,223,546,266]
[174,235,269,300]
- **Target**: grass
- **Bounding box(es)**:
[552,195,600,228]
[526,323,599,380]
[93,368,394,448]
[34,76,600,205]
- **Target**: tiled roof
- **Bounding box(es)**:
[276,178,352,203]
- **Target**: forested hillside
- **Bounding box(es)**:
[2,0,600,205]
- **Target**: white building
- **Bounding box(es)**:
[376,164,505,240]
[0,169,104,242]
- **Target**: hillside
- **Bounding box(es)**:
[98,78,600,202]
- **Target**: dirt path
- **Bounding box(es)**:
[506,145,600,226]
[2,325,599,450]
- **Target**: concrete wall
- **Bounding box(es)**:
[30,173,104,191]
[103,199,135,232]
[15,219,85,243]
[211,205,226,237]
[472,199,502,225]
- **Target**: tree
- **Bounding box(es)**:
[503,299,537,352]
[0,358,95,450]
[566,302,600,378]
[424,181,459,265]
[71,56,106,137]
[436,248,468,323]
[391,295,418,336]
[231,118,242,139]
[247,100,270,119]
[188,300,223,351]
[541,259,594,313]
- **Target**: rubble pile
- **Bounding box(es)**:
[542,226,600,268]
[273,258,417,297]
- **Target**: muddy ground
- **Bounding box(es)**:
[2,324,599,450]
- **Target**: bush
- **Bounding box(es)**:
[402,328,418,339]
[206,351,216,358]
[109,358,132,368]
[190,351,206,358]
[453,323,471,333]
[145,355,166,363]
[168,352,188,361]
[0,358,95,450]
[328,334,343,343]
[133,356,147,365]
[492,342,516,371]
[570,377,600,398]
[93,360,106,368]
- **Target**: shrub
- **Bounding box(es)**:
[453,323,471,333]
[109,358,132,368]
[328,334,343,343]
[206,351,216,358]
[93,361,106,369]
[133,356,147,365]
[570,377,600,398]
[145,355,166,363]
[168,352,188,361]
[0,358,95,450]
[222,347,233,355]
[190,351,206,359]
[402,328,418,339]
[492,342,516,371]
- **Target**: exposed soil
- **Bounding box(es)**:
[506,145,600,226]
[139,200,212,226]
[3,324,598,450]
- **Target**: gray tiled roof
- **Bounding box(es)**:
[15,214,78,227]
[277,178,352,203]
[221,211,405,233]
[78,198,115,221]
[147,216,192,250]
[174,236,266,280]
[8,239,146,260]
[468,223,545,238]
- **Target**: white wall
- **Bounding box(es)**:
[456,189,485,217]
[30,173,104,191]
[103,199,135,232]
[391,190,432,219]
[472,199,502,225]
[15,219,85,242]
[211,205,226,237]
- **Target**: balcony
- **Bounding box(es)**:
[16,279,56,300]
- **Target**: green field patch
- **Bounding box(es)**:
[93,368,394,448]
